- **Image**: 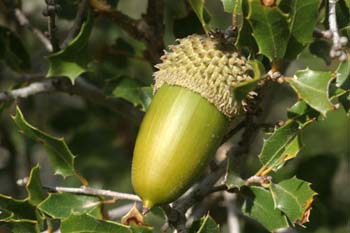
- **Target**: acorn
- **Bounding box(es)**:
[131,34,254,210]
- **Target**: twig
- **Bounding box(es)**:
[224,192,240,233]
[0,77,142,121]
[328,0,348,61]
[0,80,55,101]
[46,186,141,202]
[43,0,60,52]
[14,8,53,52]
[61,0,88,48]
[89,0,164,64]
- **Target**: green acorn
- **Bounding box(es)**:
[132,34,254,210]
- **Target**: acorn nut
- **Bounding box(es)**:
[131,34,254,210]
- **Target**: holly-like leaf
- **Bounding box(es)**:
[241,186,289,231]
[12,106,77,179]
[47,12,93,83]
[270,177,317,226]
[38,193,102,219]
[26,165,46,206]
[257,120,300,175]
[60,213,131,233]
[280,0,321,44]
[336,57,350,88]
[0,194,41,232]
[286,68,334,116]
[0,26,31,71]
[247,0,290,60]
[189,0,209,33]
[221,0,243,29]
[189,214,220,233]
[111,78,153,112]
[0,195,37,222]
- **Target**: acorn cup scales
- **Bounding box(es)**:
[131,34,254,209]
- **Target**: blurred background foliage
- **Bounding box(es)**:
[0,0,349,232]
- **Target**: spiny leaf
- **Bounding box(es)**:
[47,11,93,83]
[281,0,321,44]
[12,106,79,180]
[247,0,290,60]
[38,193,102,219]
[26,165,46,206]
[0,194,42,233]
[60,213,131,233]
[286,68,334,116]
[241,186,289,231]
[257,120,300,175]
[270,177,317,226]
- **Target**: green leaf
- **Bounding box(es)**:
[111,78,153,112]
[0,195,37,221]
[26,165,46,206]
[257,120,300,175]
[189,215,220,233]
[0,194,42,232]
[130,225,153,233]
[0,26,31,71]
[336,57,350,88]
[189,0,209,33]
[241,186,289,231]
[12,106,77,179]
[270,177,317,225]
[287,101,320,125]
[339,91,350,114]
[280,0,321,44]
[286,68,334,116]
[60,213,131,233]
[38,193,102,219]
[47,12,93,83]
[247,0,290,60]
[221,0,243,29]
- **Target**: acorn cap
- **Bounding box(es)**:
[154,34,254,118]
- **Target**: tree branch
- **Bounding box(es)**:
[224,192,240,233]
[14,8,53,52]
[89,0,164,64]
[46,186,141,202]
[43,0,60,52]
[328,0,348,61]
[0,77,142,122]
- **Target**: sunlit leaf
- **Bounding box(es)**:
[270,177,317,225]
[38,193,102,219]
[47,11,93,83]
[257,120,300,175]
[241,186,289,231]
[286,68,334,116]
